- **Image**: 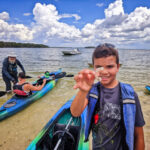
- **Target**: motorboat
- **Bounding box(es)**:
[62,48,81,55]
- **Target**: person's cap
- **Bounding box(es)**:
[7,52,17,58]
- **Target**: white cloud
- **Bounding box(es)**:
[96,3,104,8]
[23,13,32,16]
[0,12,9,21]
[80,0,150,48]
[31,3,81,46]
[60,14,81,20]
[1,0,150,48]
[0,13,34,42]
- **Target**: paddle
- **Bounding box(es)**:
[25,73,74,79]
[0,91,7,97]
[35,72,74,85]
[25,75,32,79]
[54,117,73,150]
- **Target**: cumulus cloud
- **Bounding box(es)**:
[105,0,124,18]
[0,12,34,42]
[1,0,150,48]
[0,12,10,21]
[80,0,150,47]
[32,3,81,46]
[30,0,150,47]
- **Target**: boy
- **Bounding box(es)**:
[70,43,145,150]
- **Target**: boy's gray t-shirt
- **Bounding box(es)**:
[90,83,145,150]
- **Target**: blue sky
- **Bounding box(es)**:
[0,0,150,48]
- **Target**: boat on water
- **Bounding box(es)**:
[26,96,89,150]
[0,69,62,121]
[62,48,81,55]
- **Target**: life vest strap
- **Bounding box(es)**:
[89,93,98,99]
[123,99,135,104]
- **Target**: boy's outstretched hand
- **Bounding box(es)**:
[73,69,95,92]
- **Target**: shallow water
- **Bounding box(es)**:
[0,48,150,150]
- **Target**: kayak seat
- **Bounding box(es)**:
[14,91,32,98]
[51,123,80,150]
[36,133,53,150]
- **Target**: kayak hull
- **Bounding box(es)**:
[0,69,61,121]
[26,96,89,150]
[145,85,150,91]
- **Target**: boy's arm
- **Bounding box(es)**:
[134,126,145,150]
[133,92,145,150]
[26,79,46,91]
[70,69,96,117]
[70,90,88,117]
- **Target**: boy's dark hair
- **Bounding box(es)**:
[92,43,119,64]
[18,72,26,79]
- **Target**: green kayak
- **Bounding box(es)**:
[26,96,89,150]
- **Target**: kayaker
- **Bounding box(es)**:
[13,72,46,97]
[71,43,145,150]
[2,53,26,93]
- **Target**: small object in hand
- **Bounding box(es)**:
[95,67,104,81]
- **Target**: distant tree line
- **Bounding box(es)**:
[0,41,49,48]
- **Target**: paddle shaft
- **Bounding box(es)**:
[54,117,73,150]
[26,72,73,79]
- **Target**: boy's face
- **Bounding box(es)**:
[94,56,119,88]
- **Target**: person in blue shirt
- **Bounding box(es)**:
[2,53,25,92]
[71,43,145,150]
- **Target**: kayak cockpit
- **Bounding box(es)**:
[36,109,81,150]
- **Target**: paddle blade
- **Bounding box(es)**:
[0,91,7,97]
[55,72,67,79]
[65,74,74,77]
[25,75,32,79]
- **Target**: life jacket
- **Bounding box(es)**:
[85,82,136,150]
[13,83,30,96]
[8,62,17,75]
